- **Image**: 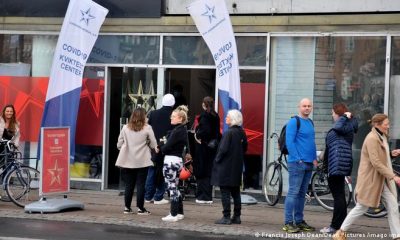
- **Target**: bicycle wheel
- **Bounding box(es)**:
[5,166,40,208]
[263,162,282,206]
[311,172,352,211]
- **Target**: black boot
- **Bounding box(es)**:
[231,215,241,224]
[215,216,231,225]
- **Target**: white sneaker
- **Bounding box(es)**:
[154,199,169,205]
[177,214,184,220]
[162,214,179,222]
[145,199,153,203]
[196,199,213,204]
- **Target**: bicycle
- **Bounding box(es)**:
[263,133,353,210]
[0,140,40,208]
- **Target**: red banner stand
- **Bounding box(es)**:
[25,127,84,213]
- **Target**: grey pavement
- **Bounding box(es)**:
[0,190,392,240]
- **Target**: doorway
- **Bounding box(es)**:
[107,67,215,189]
[165,68,216,126]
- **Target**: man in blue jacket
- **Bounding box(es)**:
[283,98,317,233]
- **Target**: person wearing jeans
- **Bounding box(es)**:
[144,166,166,203]
[144,93,175,204]
[283,98,317,233]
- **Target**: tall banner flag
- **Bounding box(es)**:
[40,0,108,161]
[188,0,241,131]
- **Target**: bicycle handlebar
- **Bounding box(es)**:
[269,132,279,139]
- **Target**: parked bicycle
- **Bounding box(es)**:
[262,133,353,210]
[0,140,40,207]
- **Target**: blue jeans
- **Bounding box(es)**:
[284,160,313,224]
[144,166,165,201]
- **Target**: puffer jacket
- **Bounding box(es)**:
[325,115,358,176]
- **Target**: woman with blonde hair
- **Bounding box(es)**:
[333,114,400,240]
[159,105,189,222]
[116,107,158,215]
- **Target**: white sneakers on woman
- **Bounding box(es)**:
[162,214,184,222]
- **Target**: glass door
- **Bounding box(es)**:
[107,67,158,189]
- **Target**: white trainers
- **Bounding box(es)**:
[162,214,179,222]
[177,214,184,220]
[154,199,169,205]
[196,199,213,204]
[145,199,153,203]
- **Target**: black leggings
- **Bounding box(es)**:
[121,167,148,210]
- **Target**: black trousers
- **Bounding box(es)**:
[196,177,213,201]
[220,186,241,218]
[121,167,148,210]
[328,175,347,230]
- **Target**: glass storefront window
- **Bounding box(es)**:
[0,35,33,64]
[71,66,105,179]
[389,37,400,149]
[163,36,213,65]
[88,35,160,64]
[237,37,267,67]
[268,36,386,190]
[240,70,265,190]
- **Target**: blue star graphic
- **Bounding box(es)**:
[201,4,216,24]
[80,8,95,26]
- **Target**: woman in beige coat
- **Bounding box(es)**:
[115,107,158,215]
[333,114,400,240]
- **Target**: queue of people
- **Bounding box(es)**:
[0,89,378,235]
[113,94,400,238]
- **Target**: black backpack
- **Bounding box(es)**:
[278,116,313,155]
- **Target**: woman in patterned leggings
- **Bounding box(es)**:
[159,105,189,222]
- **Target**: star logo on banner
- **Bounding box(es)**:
[48,159,64,186]
[80,8,95,26]
[202,5,217,24]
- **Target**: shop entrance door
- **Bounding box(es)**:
[165,68,216,126]
[107,67,158,189]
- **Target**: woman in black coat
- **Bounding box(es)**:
[211,109,247,225]
[194,96,220,204]
[320,103,358,234]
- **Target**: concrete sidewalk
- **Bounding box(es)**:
[0,190,392,239]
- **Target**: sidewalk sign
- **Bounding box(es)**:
[25,127,84,213]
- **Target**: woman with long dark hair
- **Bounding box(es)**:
[194,96,220,204]
[115,107,158,215]
[0,104,20,147]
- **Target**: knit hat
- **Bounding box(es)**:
[162,94,175,107]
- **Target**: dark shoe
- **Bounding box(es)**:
[282,223,300,233]
[137,208,151,215]
[231,216,241,224]
[215,217,231,225]
[123,208,133,214]
[296,220,315,232]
